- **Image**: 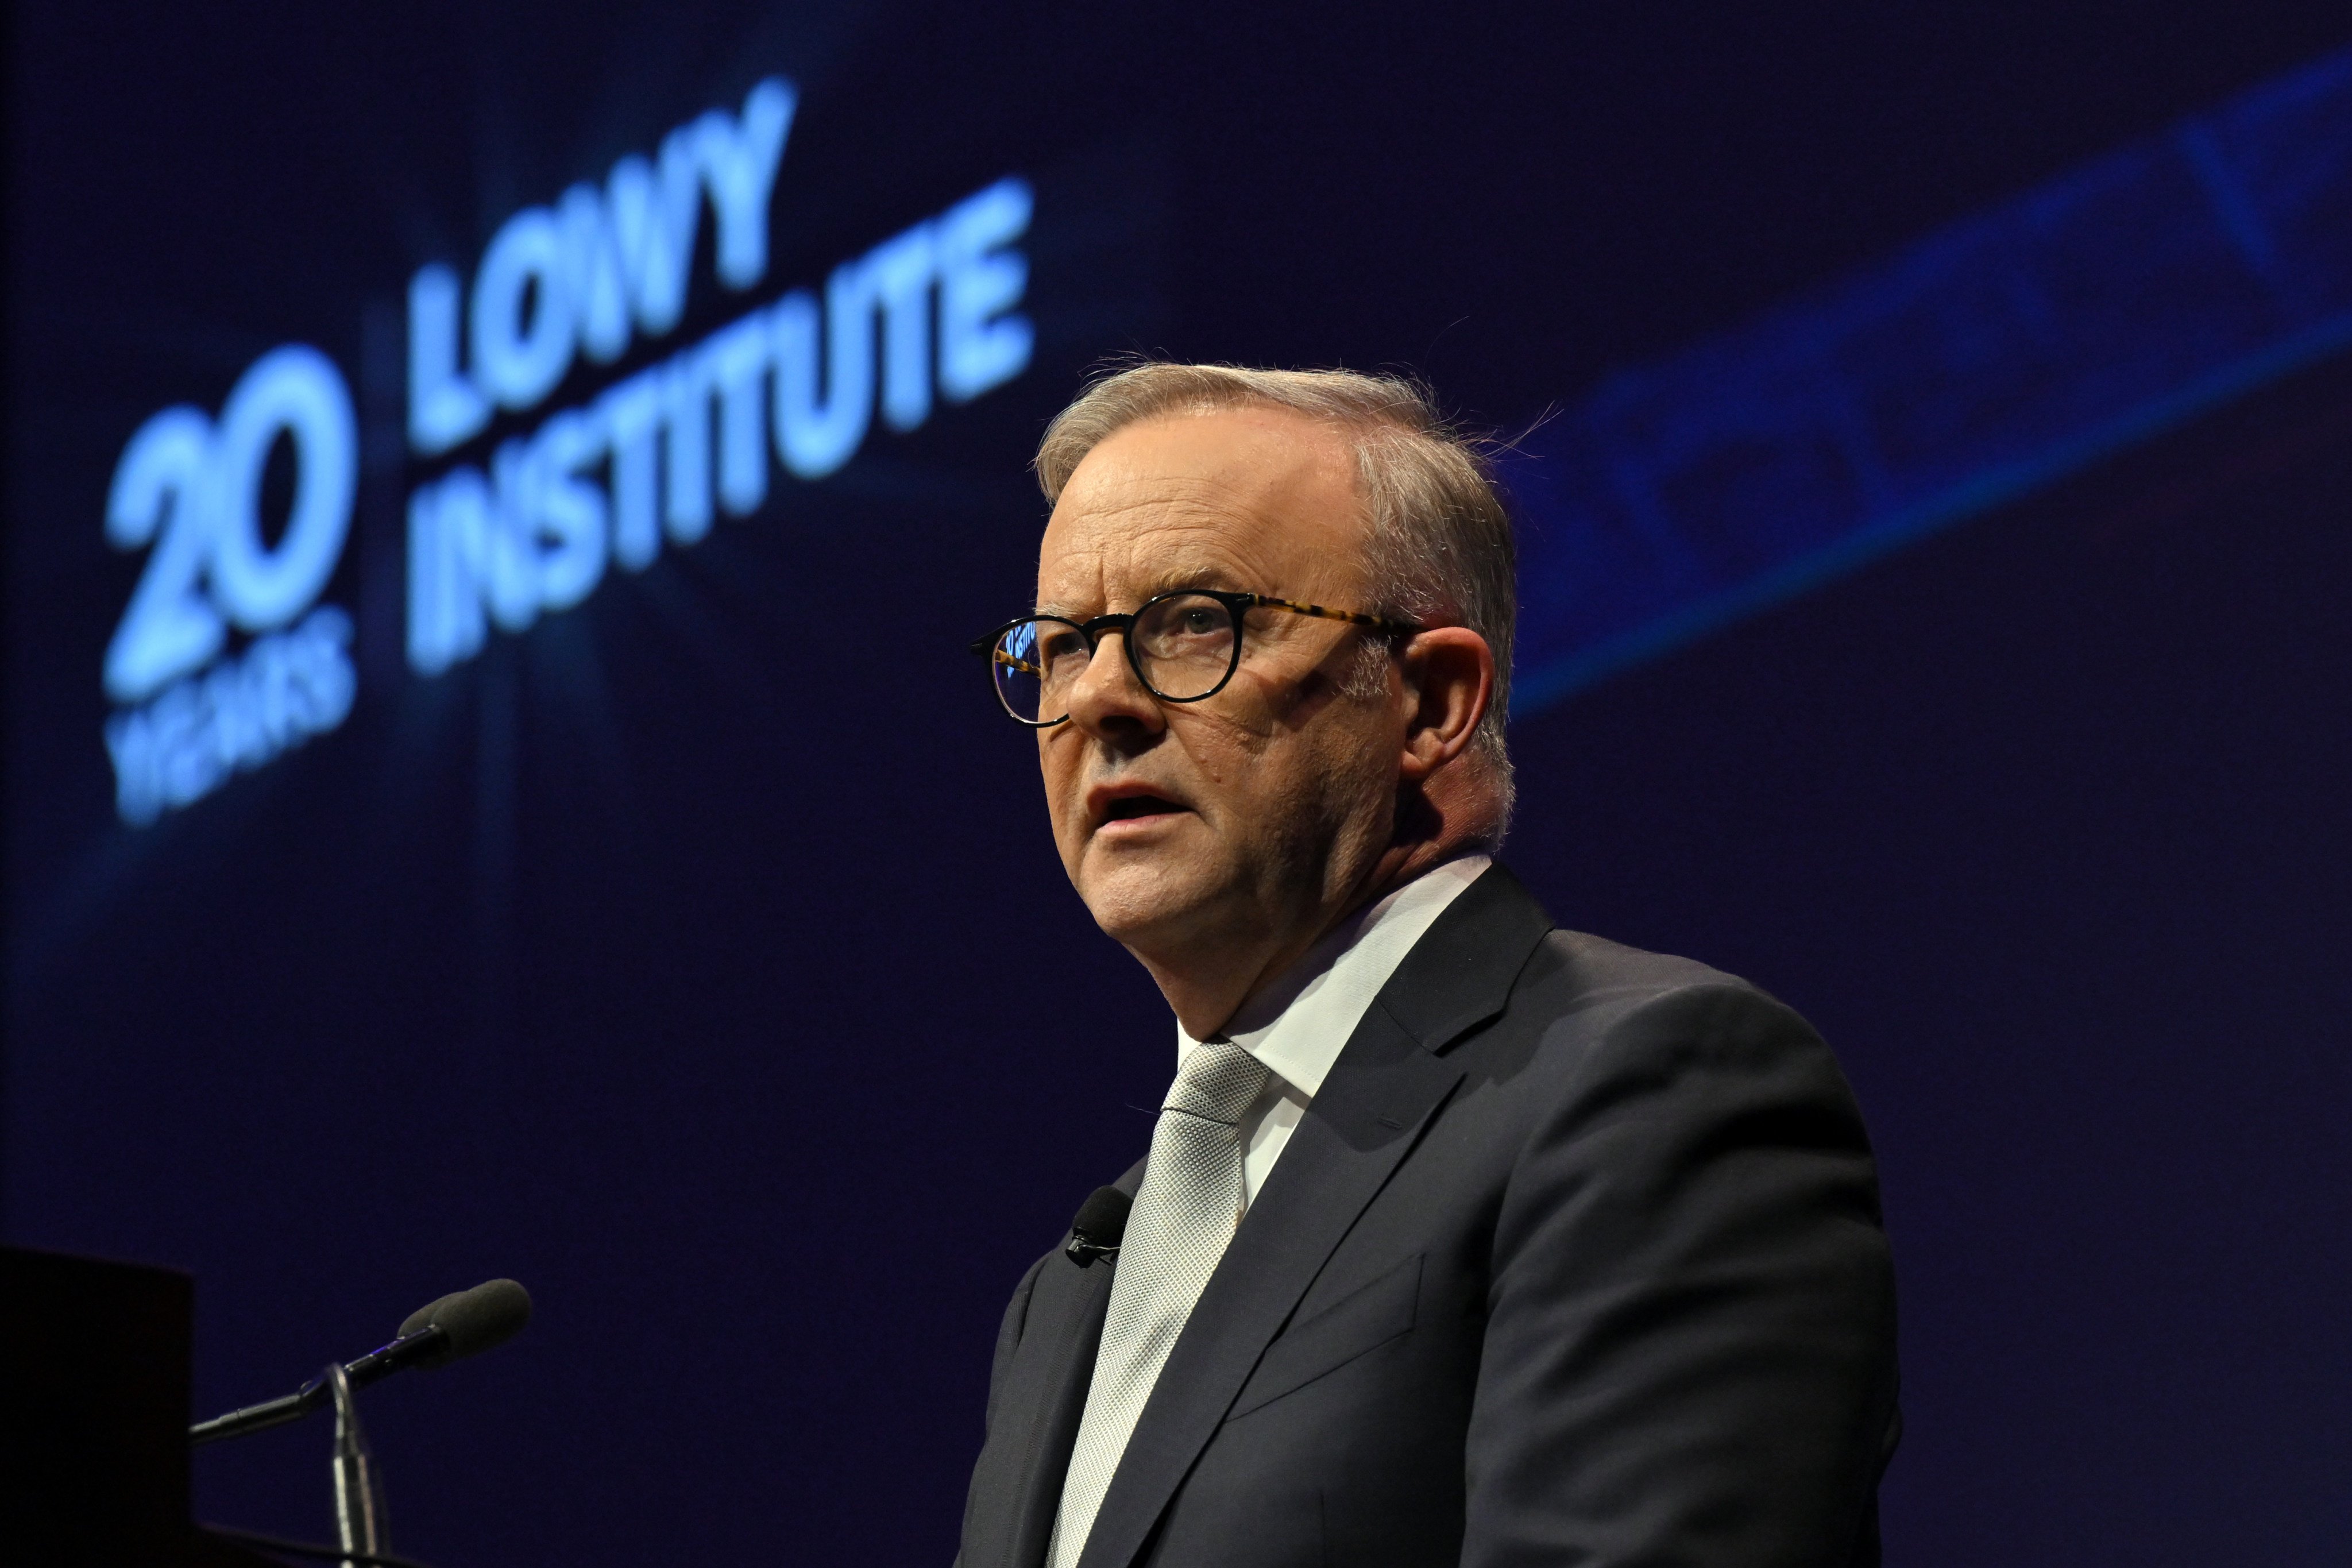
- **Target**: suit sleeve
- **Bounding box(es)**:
[983,1250,1052,1432]
[1463,981,1900,1568]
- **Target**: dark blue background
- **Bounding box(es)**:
[6,3,2348,1564]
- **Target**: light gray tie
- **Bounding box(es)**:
[1046,1040,1272,1568]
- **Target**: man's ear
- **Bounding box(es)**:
[1396,627,1494,783]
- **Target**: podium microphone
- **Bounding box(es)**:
[190,1278,532,1446]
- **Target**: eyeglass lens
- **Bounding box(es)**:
[990,593,1241,723]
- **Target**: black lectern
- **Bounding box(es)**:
[0,1245,276,1566]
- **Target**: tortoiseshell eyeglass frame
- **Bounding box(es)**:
[967,588,1422,728]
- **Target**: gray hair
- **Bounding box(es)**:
[1035,362,1516,836]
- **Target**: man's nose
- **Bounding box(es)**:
[1064,629,1163,740]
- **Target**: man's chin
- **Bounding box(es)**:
[1074,848,1231,953]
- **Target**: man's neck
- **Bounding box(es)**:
[1138,836,1472,1039]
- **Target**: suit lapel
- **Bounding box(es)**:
[970,1161,1147,1568]
[1002,1262,1113,1568]
[1071,865,1555,1568]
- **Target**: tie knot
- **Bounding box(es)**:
[1166,1040,1272,1126]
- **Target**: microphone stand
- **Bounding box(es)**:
[190,1278,527,1568]
[190,1324,446,1446]
[327,1363,389,1568]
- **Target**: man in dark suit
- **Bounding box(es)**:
[959,364,1898,1568]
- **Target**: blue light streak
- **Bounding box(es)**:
[1510,47,2352,713]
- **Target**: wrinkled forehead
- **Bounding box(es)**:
[1034,407,1369,614]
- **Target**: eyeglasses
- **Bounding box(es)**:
[969,588,1419,728]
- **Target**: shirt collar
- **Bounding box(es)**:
[1177,853,1492,1099]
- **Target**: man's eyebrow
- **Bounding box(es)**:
[1032,571,1251,620]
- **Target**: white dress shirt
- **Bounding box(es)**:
[1175,853,1492,1206]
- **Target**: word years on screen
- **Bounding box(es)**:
[100,345,360,825]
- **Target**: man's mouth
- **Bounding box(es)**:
[1103,794,1185,822]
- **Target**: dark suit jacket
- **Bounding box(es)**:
[958,864,1899,1568]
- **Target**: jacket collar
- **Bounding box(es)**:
[1187,853,1493,1099]
[1368,859,1555,1056]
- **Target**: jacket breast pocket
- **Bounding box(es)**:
[1227,1253,1422,1420]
